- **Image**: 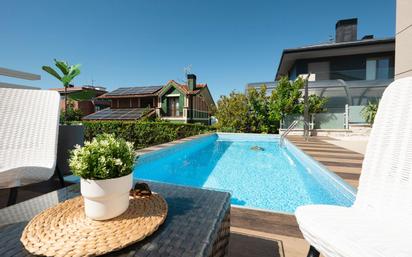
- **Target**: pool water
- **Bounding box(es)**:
[134,133,355,213]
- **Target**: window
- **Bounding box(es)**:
[377,58,390,79]
[308,62,330,80]
[366,58,390,80]
[167,97,180,117]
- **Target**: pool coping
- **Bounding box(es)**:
[284,138,357,202]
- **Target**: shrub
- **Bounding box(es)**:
[82,121,215,149]
[60,100,83,123]
[362,101,379,125]
[69,134,136,180]
[214,77,328,133]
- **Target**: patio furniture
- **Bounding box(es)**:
[0,181,231,257]
[0,88,62,205]
[295,76,412,257]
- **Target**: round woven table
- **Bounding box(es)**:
[21,193,168,257]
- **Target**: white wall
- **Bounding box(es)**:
[395,0,412,79]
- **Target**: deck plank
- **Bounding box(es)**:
[288,136,363,189]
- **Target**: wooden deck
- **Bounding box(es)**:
[287,136,363,188]
[0,135,364,257]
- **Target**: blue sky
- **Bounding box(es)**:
[1,0,395,100]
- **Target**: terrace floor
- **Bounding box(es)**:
[0,134,364,257]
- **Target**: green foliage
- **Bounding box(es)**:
[43,59,82,124]
[82,121,214,149]
[362,101,379,125]
[214,86,278,133]
[247,85,273,133]
[42,59,81,88]
[268,77,304,121]
[308,94,328,114]
[138,108,161,122]
[69,134,136,180]
[214,91,250,132]
[60,100,83,123]
[214,77,328,133]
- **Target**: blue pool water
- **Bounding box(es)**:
[134,133,355,213]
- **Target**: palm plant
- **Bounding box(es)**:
[42,59,81,123]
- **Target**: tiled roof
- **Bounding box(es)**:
[167,80,207,94]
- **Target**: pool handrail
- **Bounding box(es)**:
[280,119,309,147]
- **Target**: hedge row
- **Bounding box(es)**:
[82,121,215,149]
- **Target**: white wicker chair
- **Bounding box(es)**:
[295,76,412,257]
[0,88,61,204]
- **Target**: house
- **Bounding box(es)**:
[247,18,395,131]
[50,85,109,116]
[83,74,215,125]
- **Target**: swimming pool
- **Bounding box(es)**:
[134,133,355,213]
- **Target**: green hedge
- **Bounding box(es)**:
[82,121,215,149]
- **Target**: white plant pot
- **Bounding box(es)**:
[80,173,133,220]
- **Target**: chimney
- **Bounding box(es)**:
[335,18,357,43]
[187,74,197,91]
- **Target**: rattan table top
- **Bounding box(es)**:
[0,182,231,257]
[21,193,167,257]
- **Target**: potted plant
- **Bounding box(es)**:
[362,101,379,126]
[42,59,85,179]
[69,134,137,220]
[42,59,81,124]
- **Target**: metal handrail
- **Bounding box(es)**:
[280,119,310,147]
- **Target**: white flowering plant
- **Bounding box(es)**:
[69,133,137,180]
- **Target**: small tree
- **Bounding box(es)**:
[247,85,271,133]
[42,59,81,124]
[307,94,328,114]
[214,77,327,133]
[215,92,249,132]
[268,77,304,122]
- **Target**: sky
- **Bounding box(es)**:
[1,0,395,100]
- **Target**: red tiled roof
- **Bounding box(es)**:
[166,80,207,95]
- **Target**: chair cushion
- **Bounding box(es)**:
[295,205,412,257]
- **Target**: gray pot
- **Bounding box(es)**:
[57,124,85,176]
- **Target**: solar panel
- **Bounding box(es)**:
[83,108,151,120]
[106,86,163,96]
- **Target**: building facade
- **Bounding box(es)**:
[247,18,395,132]
[83,74,215,124]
